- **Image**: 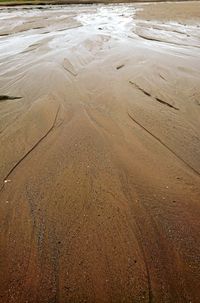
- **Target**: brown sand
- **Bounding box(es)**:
[136,1,200,24]
[0,2,200,302]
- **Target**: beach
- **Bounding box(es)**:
[0,2,200,302]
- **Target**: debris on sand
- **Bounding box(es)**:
[0,95,22,101]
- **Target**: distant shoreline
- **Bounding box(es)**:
[0,0,199,8]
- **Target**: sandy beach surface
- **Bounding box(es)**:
[0,2,200,302]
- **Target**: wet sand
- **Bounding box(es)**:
[0,2,200,302]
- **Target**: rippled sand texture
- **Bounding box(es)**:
[0,2,200,302]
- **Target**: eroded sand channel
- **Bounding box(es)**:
[0,2,200,302]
